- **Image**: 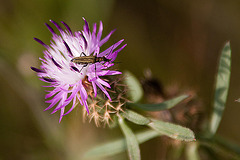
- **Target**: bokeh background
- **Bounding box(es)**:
[0,0,240,159]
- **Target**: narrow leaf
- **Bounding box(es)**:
[186,142,200,160]
[127,94,189,111]
[209,41,231,135]
[214,135,240,156]
[118,116,141,160]
[121,109,151,125]
[83,129,159,159]
[200,135,240,158]
[200,137,240,160]
[148,119,195,141]
[124,71,143,102]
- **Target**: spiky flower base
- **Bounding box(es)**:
[82,75,129,127]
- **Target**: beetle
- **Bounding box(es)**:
[64,39,115,73]
[71,52,110,65]
[71,52,111,73]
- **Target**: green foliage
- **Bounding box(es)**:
[209,41,231,135]
[85,42,236,160]
[186,143,200,160]
[85,94,195,160]
[127,94,189,111]
[199,136,240,160]
[148,120,195,141]
[198,42,240,160]
[124,71,143,102]
[118,116,141,160]
[84,129,160,159]
[121,109,195,141]
[84,108,195,159]
[120,109,150,125]
[214,135,240,156]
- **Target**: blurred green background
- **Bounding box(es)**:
[1,0,240,159]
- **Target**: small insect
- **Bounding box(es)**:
[71,52,111,73]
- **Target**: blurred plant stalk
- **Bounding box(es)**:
[0,58,66,155]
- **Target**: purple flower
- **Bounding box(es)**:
[31,18,126,122]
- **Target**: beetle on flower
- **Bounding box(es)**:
[31,18,126,122]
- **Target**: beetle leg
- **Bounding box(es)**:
[80,52,87,57]
[79,64,88,73]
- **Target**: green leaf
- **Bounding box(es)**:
[148,119,195,141]
[121,109,151,125]
[209,41,231,135]
[135,129,161,143]
[118,116,141,160]
[199,136,240,160]
[186,142,200,160]
[127,94,189,111]
[124,71,143,102]
[214,135,240,156]
[84,129,160,159]
[199,135,240,159]
[169,143,185,160]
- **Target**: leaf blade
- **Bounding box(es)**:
[124,71,143,102]
[121,109,151,125]
[127,94,189,111]
[118,116,141,160]
[186,142,200,160]
[209,41,231,135]
[148,119,195,141]
[83,129,160,159]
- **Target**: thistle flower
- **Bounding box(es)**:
[31,18,126,122]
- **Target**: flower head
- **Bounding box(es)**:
[31,18,126,122]
[83,76,130,127]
